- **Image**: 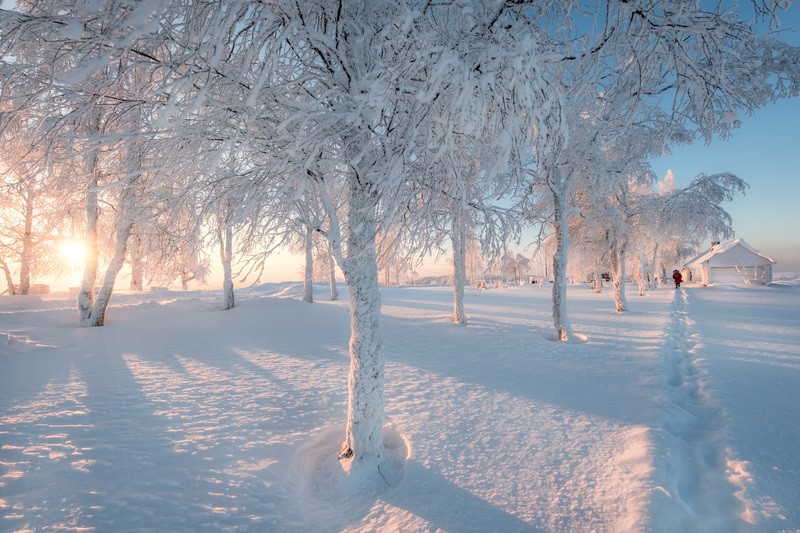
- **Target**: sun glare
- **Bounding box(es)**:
[60,240,86,267]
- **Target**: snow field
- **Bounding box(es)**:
[1,282,798,531]
[376,286,663,531]
[681,285,800,529]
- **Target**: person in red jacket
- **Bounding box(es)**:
[672,269,683,289]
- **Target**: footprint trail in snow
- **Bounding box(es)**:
[652,288,745,530]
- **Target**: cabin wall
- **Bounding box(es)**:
[709,265,770,285]
[706,244,764,268]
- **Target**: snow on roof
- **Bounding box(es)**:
[683,238,777,267]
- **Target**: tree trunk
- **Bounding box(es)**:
[82,214,133,327]
[593,271,602,293]
[647,243,659,290]
[451,214,467,324]
[78,171,100,322]
[302,226,314,303]
[328,248,338,301]
[650,244,660,288]
[338,179,385,465]
[637,253,647,296]
[181,270,196,291]
[610,242,627,312]
[129,233,145,291]
[18,194,34,295]
[0,256,15,295]
[551,192,574,340]
[220,224,235,310]
[82,174,139,327]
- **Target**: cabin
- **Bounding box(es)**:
[682,239,776,286]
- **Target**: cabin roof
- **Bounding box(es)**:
[683,238,777,267]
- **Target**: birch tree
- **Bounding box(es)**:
[0,160,62,294]
[264,0,550,465]
[215,206,236,310]
[0,0,184,324]
[523,0,799,338]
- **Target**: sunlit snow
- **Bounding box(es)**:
[1,281,798,531]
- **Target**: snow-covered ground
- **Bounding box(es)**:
[1,281,798,532]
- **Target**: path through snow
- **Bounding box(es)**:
[650,288,745,530]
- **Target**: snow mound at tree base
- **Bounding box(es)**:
[293,425,409,521]
[542,331,588,343]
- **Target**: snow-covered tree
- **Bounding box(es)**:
[313,238,339,301]
[500,253,531,285]
[571,166,747,311]
[258,0,548,466]
[0,163,59,294]
[465,234,487,288]
[0,97,80,295]
[523,1,800,338]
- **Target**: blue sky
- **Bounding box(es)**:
[650,97,800,272]
[650,5,800,272]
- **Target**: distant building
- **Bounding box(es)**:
[682,238,776,286]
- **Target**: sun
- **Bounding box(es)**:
[60,240,86,268]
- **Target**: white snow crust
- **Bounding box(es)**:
[1,282,798,531]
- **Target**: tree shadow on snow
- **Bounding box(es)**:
[381,312,657,427]
[384,460,541,532]
[292,425,538,531]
